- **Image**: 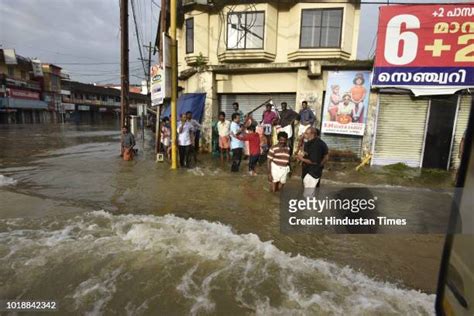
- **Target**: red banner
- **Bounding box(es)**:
[373,4,474,95]
[9,88,40,100]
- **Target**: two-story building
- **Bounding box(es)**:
[41,63,64,118]
[172,0,365,151]
[0,49,49,124]
[61,80,148,123]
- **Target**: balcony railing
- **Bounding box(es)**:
[62,97,120,107]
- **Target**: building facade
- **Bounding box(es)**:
[370,92,471,170]
[175,1,362,151]
[0,49,49,123]
[61,80,148,123]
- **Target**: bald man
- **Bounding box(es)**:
[296,127,328,193]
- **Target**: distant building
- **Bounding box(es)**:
[61,80,148,123]
[0,48,149,124]
[41,63,64,116]
[0,49,49,123]
[101,84,145,95]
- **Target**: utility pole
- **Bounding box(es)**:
[120,0,130,129]
[140,42,153,143]
[170,0,178,169]
[156,0,167,156]
[146,41,152,143]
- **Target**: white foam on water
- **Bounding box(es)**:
[322,179,448,193]
[0,174,17,186]
[0,166,37,173]
[71,267,122,315]
[0,211,435,315]
[187,166,219,177]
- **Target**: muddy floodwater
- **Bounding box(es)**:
[0,123,447,315]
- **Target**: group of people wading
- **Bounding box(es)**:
[216,101,328,193]
[121,100,329,194]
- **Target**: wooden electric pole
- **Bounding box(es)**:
[120,0,130,129]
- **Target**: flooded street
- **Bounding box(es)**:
[0,123,445,315]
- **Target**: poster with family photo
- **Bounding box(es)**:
[321,71,371,136]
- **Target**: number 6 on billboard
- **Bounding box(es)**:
[384,14,420,65]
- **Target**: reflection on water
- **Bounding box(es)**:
[0,123,443,315]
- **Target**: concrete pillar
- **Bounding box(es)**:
[295,68,324,126]
[361,91,379,157]
[186,70,216,153]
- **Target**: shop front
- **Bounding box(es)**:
[0,88,49,123]
[370,4,473,170]
[371,93,471,170]
[219,93,297,119]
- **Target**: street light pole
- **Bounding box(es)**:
[170,0,178,169]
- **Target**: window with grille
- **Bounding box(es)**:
[227,11,265,50]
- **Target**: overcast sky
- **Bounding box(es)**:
[0,0,471,85]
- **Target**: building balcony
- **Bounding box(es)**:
[62,97,120,107]
[1,74,41,91]
[287,48,352,62]
[217,50,276,63]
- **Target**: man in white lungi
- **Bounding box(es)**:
[278,102,298,155]
[296,127,328,197]
[296,101,316,154]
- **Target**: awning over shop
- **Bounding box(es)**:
[161,93,206,123]
[0,97,48,110]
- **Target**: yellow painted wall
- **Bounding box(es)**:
[178,2,360,71]
[0,63,29,80]
[216,72,297,94]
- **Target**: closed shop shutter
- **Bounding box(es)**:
[321,134,362,158]
[372,94,429,167]
[219,93,297,120]
[450,94,471,169]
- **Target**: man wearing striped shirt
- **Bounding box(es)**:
[267,131,291,192]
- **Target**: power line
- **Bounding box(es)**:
[131,0,147,77]
[4,40,118,62]
[51,61,142,65]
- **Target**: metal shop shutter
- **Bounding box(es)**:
[321,133,363,158]
[450,94,472,169]
[372,94,429,167]
[219,93,297,120]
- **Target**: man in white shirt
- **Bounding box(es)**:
[186,111,201,165]
[217,111,231,162]
[230,112,244,172]
[177,113,192,168]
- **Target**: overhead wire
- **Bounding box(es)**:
[130,0,148,78]
[53,61,142,66]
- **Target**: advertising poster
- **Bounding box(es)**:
[31,59,44,77]
[321,71,371,136]
[372,4,474,96]
[150,64,163,106]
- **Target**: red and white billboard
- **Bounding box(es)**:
[372,4,474,96]
[8,88,40,100]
